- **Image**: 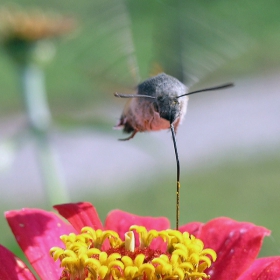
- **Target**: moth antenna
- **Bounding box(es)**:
[170,123,180,230]
[114,92,156,99]
[177,82,234,98]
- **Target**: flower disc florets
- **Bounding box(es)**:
[50,226,216,280]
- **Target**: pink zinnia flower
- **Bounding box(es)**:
[2,202,280,279]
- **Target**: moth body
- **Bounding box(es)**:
[115,73,188,139]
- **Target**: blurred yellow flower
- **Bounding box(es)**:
[0,5,75,42]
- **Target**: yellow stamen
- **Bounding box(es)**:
[130,225,159,248]
[50,226,217,280]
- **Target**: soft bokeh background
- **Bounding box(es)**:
[0,0,280,265]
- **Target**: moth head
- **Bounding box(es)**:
[154,94,181,124]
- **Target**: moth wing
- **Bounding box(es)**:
[150,2,251,87]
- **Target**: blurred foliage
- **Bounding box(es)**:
[0,0,279,121]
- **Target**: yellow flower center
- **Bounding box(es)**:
[50,226,216,280]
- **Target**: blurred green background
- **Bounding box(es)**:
[0,0,280,268]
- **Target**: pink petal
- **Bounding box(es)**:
[179,221,203,236]
[237,257,280,280]
[0,244,36,280]
[105,210,170,250]
[105,209,170,233]
[196,217,270,280]
[5,208,76,280]
[54,202,104,232]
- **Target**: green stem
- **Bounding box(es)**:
[20,62,70,206]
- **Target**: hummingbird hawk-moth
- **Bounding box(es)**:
[114,72,233,229]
